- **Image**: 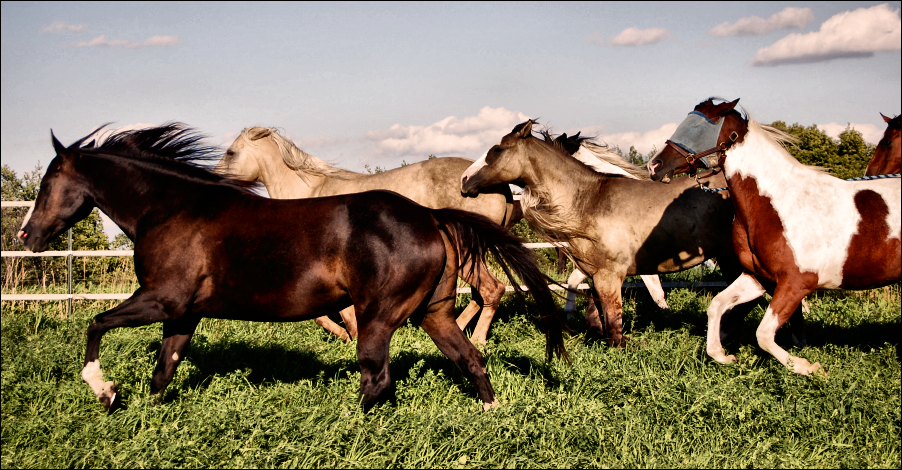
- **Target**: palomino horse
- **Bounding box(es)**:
[461,121,764,347]
[215,128,517,344]
[865,114,901,176]
[553,133,670,314]
[18,124,567,412]
[652,98,900,375]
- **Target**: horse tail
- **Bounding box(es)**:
[431,208,570,363]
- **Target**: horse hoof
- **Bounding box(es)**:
[98,385,119,412]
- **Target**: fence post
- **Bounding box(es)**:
[67,228,72,318]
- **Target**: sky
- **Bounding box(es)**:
[3,1,901,178]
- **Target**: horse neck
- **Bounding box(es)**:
[723,125,802,184]
[81,154,217,239]
[521,140,605,201]
[253,140,324,199]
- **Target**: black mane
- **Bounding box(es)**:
[67,123,253,188]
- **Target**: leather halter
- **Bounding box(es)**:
[664,130,739,175]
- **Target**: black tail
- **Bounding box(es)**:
[431,208,570,363]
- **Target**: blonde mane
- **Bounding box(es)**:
[242,127,351,181]
[577,141,652,180]
[748,121,829,174]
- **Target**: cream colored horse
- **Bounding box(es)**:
[215,127,519,344]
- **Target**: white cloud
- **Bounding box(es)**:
[41,21,86,33]
[817,122,884,145]
[365,106,531,159]
[709,7,813,37]
[74,34,181,48]
[610,27,669,46]
[570,122,679,156]
[750,3,901,66]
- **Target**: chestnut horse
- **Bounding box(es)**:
[215,127,517,344]
[865,113,901,176]
[461,121,768,347]
[18,124,567,412]
[653,99,900,375]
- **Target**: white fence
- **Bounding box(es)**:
[2,200,727,313]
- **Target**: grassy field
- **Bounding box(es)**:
[2,281,900,468]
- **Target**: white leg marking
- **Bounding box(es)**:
[483,400,499,411]
[564,269,586,316]
[756,308,822,375]
[640,274,669,310]
[81,360,115,398]
[706,273,765,364]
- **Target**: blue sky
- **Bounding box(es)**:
[3,1,901,179]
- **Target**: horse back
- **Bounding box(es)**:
[319,157,513,225]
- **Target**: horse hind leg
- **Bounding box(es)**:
[314,315,351,342]
[339,306,358,339]
[421,289,497,410]
[150,315,201,403]
[467,261,505,345]
[756,284,822,375]
[706,273,766,364]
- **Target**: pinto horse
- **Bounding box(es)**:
[17,124,567,412]
[653,99,900,375]
[460,121,767,347]
[215,127,518,344]
[865,113,901,176]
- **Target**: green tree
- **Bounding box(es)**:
[769,121,874,180]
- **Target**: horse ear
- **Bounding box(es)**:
[51,130,67,155]
[572,131,581,139]
[514,120,534,139]
[716,98,740,117]
[881,113,892,124]
[247,127,272,141]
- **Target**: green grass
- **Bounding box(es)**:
[2,285,900,468]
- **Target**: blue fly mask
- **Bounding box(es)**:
[665,111,725,169]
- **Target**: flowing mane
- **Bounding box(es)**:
[243,127,352,180]
[538,130,650,180]
[74,123,254,189]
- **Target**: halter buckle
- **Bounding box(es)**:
[684,154,696,165]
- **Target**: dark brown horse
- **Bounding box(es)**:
[460,120,780,347]
[17,124,567,412]
[865,113,901,176]
[652,99,900,375]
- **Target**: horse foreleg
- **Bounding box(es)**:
[640,274,669,310]
[756,284,822,375]
[150,315,201,402]
[593,273,626,347]
[314,316,350,342]
[706,273,765,364]
[83,289,177,411]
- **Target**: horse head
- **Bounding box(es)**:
[215,127,274,182]
[461,120,535,194]
[866,113,901,176]
[647,98,748,182]
[18,132,97,252]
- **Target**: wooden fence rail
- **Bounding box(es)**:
[2,200,728,313]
